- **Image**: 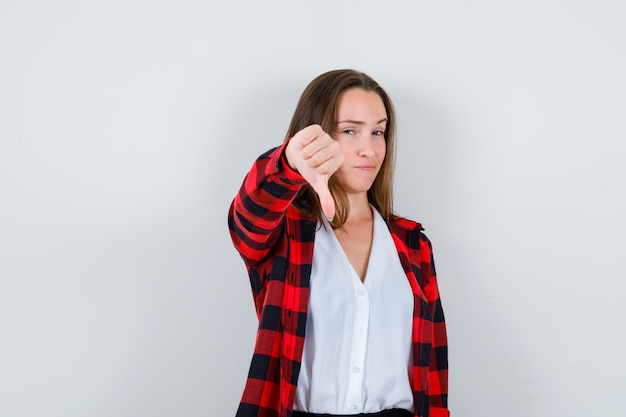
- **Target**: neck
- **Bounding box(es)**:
[346,192,373,223]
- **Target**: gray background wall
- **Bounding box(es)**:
[1,1,625,416]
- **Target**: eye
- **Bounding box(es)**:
[373,130,385,136]
[342,129,356,135]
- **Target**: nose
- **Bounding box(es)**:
[358,137,375,157]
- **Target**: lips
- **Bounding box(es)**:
[356,165,376,172]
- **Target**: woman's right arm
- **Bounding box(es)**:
[228,141,306,267]
[228,125,344,267]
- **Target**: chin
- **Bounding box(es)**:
[343,182,376,194]
[335,173,377,194]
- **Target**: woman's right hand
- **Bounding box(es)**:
[285,124,344,220]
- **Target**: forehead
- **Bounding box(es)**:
[335,88,387,121]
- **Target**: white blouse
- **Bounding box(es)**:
[293,207,415,414]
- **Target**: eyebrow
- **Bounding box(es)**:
[336,118,388,125]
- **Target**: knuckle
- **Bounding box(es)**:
[308,153,323,166]
[317,165,329,175]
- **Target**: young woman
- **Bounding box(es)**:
[228,69,449,417]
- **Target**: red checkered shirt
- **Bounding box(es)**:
[228,143,449,417]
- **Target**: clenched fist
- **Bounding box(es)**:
[285,124,344,220]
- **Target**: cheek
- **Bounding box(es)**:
[377,141,387,159]
[337,139,352,154]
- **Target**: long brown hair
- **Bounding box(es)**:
[285,69,398,227]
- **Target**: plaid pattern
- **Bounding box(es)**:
[228,144,449,417]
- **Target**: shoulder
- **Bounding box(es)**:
[258,146,280,160]
[387,215,433,252]
[390,215,424,232]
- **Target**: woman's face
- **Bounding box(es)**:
[332,88,387,195]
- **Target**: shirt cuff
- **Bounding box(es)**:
[266,139,306,185]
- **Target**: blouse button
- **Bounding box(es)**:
[357,289,366,296]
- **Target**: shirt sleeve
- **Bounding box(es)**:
[420,234,450,416]
[228,141,307,267]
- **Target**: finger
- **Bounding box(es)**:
[304,147,335,171]
[300,135,333,160]
[309,148,344,178]
[292,124,324,147]
[311,175,336,221]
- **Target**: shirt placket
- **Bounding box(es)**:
[345,280,369,413]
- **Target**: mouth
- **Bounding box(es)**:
[356,165,376,172]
